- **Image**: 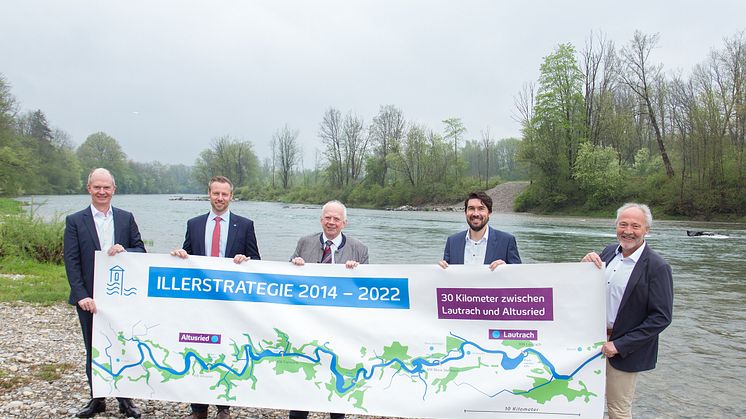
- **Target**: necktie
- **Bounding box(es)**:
[211,216,222,257]
[321,240,333,263]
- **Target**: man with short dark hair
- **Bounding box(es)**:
[581,203,673,419]
[171,175,260,419]
[439,191,521,270]
[64,168,145,418]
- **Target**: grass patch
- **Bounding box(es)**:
[0,369,31,393]
[33,362,76,382]
[0,257,68,304]
[0,199,23,215]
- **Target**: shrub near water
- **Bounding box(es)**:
[0,213,64,264]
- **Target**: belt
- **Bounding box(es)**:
[606,328,613,337]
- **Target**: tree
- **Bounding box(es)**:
[480,128,494,187]
[368,105,405,186]
[274,125,300,189]
[193,136,259,189]
[442,117,466,179]
[318,107,344,187]
[76,132,128,182]
[620,31,675,178]
[342,112,368,184]
[519,43,586,207]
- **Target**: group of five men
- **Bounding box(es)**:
[64,168,672,419]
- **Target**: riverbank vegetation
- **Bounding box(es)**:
[2,30,745,219]
[0,198,67,303]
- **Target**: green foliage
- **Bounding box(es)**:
[0,213,64,264]
[193,136,260,189]
[573,143,622,208]
[76,131,128,188]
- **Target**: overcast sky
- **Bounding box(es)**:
[2,1,745,166]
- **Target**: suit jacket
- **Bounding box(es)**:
[291,232,369,264]
[64,206,146,305]
[443,226,521,265]
[182,212,260,259]
[601,243,673,372]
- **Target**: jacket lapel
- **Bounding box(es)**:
[225,217,237,257]
[82,209,101,250]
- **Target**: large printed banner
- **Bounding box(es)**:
[92,252,606,418]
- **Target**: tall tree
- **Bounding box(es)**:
[368,105,405,186]
[620,31,675,178]
[442,117,466,179]
[193,136,259,188]
[274,125,300,189]
[318,107,344,187]
[342,112,368,185]
[76,132,128,189]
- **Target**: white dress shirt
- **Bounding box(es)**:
[464,227,489,265]
[90,205,114,251]
[605,242,646,329]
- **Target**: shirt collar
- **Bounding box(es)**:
[90,204,112,218]
[615,241,646,262]
[322,233,343,248]
[209,210,230,222]
[466,226,490,245]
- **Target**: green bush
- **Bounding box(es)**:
[0,214,65,264]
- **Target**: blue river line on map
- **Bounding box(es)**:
[93,332,603,398]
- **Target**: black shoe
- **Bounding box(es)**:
[117,398,142,418]
[76,398,105,418]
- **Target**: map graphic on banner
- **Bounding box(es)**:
[91,252,606,418]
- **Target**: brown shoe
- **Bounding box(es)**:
[216,407,231,419]
[183,412,208,419]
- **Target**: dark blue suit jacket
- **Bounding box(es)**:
[64,206,146,305]
[443,226,521,264]
[182,212,260,259]
[601,243,673,372]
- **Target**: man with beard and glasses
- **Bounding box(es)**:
[439,191,521,270]
[580,203,673,419]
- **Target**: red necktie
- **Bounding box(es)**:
[211,216,222,257]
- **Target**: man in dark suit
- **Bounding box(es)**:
[171,175,260,419]
[581,203,673,419]
[439,191,521,270]
[64,168,145,418]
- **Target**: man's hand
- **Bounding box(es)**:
[581,251,603,268]
[345,260,359,269]
[78,297,97,314]
[601,341,618,358]
[438,260,449,269]
[488,259,506,271]
[291,257,305,266]
[170,249,189,259]
[106,244,126,256]
[233,254,251,264]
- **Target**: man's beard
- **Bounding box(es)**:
[468,216,489,232]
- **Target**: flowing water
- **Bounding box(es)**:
[19,194,746,418]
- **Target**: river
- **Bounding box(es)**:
[18,194,746,418]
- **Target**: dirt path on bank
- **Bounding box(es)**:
[430,181,528,213]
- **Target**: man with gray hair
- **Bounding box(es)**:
[581,203,673,419]
[64,168,145,418]
[288,200,368,419]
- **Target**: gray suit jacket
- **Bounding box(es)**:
[291,232,369,264]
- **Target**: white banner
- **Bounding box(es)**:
[92,252,606,418]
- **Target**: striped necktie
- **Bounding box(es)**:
[321,240,333,263]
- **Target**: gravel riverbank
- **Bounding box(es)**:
[0,302,391,419]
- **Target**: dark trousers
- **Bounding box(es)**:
[192,403,229,413]
[76,305,95,397]
[76,305,130,404]
[289,411,344,419]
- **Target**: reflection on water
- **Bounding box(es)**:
[19,195,746,418]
